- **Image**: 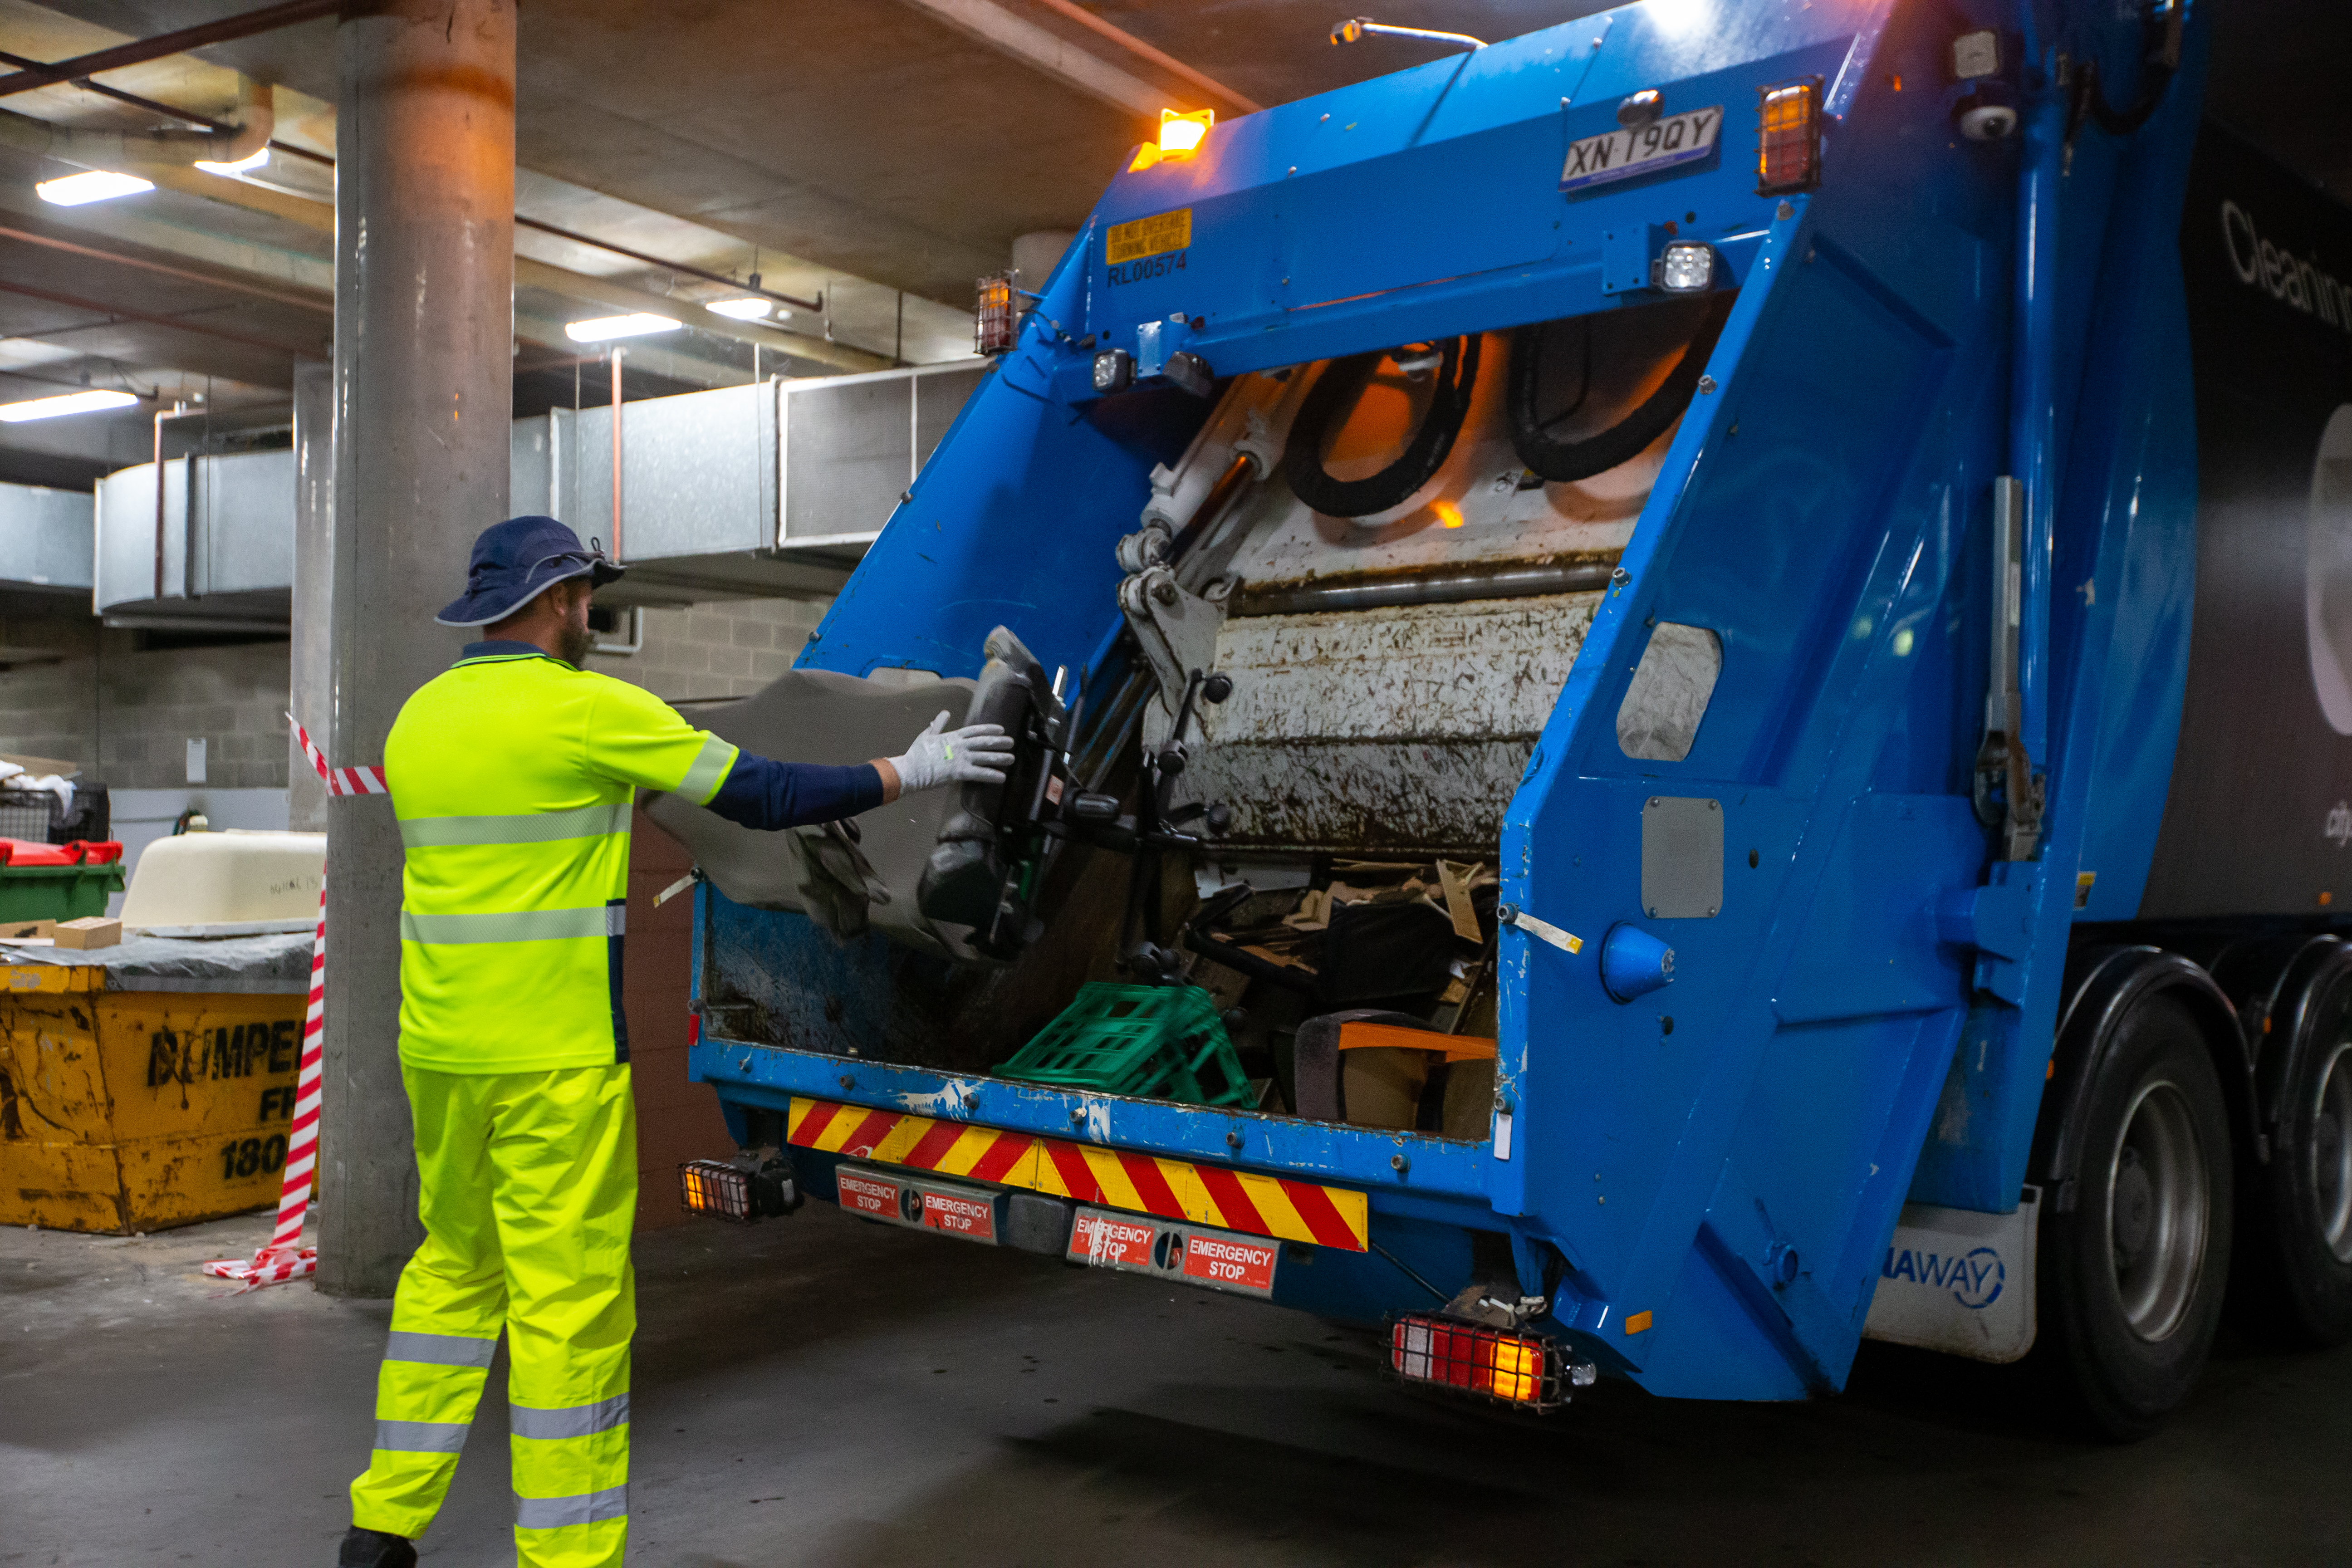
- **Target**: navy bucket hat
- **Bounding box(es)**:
[435,515,625,627]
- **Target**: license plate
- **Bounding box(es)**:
[1067,1207,1283,1299]
[1559,105,1723,193]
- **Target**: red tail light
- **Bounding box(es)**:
[1390,1313,1581,1411]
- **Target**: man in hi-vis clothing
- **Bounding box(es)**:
[339,516,1012,1568]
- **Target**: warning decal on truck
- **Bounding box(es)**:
[789,1096,1369,1251]
[1105,208,1191,265]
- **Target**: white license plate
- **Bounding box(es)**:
[1559,105,1723,193]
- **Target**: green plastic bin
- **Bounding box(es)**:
[0,861,126,923]
[994,982,1255,1108]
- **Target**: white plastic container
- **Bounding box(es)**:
[118,829,326,934]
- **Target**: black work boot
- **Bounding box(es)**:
[337,1526,416,1568]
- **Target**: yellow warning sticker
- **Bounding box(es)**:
[1106,208,1192,266]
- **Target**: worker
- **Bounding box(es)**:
[338,515,1014,1568]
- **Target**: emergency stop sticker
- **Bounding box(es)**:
[1071,1210,1158,1267]
[1106,208,1191,266]
[1182,1233,1278,1296]
[836,1169,902,1219]
[920,1188,998,1242]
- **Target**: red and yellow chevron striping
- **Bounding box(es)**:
[787,1096,1369,1252]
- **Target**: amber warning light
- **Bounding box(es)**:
[1756,78,1823,196]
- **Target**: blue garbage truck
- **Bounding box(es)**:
[658,0,2352,1436]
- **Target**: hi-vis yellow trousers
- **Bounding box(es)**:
[350,1064,637,1568]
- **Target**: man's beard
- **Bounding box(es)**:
[555,620,594,667]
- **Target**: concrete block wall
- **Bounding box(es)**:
[587,596,830,703]
[0,592,835,793]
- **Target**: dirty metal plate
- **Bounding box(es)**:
[1641,795,1723,918]
[1186,594,1598,851]
[833,1163,1003,1245]
[1066,1206,1282,1299]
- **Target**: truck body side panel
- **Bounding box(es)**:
[2137,127,2352,918]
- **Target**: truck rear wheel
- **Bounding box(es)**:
[2238,969,2352,1346]
[2039,995,2234,1440]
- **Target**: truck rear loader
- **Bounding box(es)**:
[659,0,2352,1436]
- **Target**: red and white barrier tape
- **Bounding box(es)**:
[203,715,372,1291]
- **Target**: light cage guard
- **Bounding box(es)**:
[1389,1313,1571,1411]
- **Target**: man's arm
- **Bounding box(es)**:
[705,755,887,831]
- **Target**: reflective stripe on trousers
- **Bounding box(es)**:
[350,1063,637,1568]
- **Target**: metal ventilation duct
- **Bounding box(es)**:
[0,482,94,593]
[85,363,988,624]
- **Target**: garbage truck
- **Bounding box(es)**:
[656,0,2352,1436]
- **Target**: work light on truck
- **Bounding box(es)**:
[1389,1313,1594,1411]
[1654,242,1719,293]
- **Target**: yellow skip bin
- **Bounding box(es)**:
[0,962,311,1233]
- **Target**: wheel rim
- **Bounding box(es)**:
[2105,1078,2209,1342]
[2312,1041,2352,1264]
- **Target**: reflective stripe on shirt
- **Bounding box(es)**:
[401,906,625,944]
[678,734,735,804]
[398,800,632,849]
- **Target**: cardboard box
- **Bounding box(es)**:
[0,918,54,941]
[54,916,121,951]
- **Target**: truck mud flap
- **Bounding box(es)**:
[1860,1188,2039,1363]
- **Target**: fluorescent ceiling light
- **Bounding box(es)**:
[193,147,270,176]
[36,170,155,206]
[0,389,139,422]
[564,313,681,343]
[705,297,771,320]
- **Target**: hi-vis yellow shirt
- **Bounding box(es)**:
[385,643,737,1072]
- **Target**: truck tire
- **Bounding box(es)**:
[2038,995,2234,1440]
[2238,963,2352,1346]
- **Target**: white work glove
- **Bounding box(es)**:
[887,711,1015,793]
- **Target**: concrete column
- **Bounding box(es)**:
[318,0,515,1298]
[288,360,331,835]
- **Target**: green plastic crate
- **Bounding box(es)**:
[0,862,124,924]
[995,982,1255,1108]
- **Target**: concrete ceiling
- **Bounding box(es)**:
[0,0,2341,491]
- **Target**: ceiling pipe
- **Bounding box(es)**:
[0,222,328,313]
[0,1,336,100]
[0,275,307,357]
[0,75,271,168]
[6,68,816,319]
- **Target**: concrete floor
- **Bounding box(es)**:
[5,1206,2351,1567]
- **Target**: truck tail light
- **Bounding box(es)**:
[1757,78,1823,195]
[1390,1313,1584,1410]
[680,1156,802,1222]
[975,273,1021,356]
[680,1159,755,1222]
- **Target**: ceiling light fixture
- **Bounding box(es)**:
[564,314,681,343]
[35,170,155,206]
[705,297,772,321]
[0,388,139,421]
[192,147,270,176]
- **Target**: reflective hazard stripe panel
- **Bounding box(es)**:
[401,906,623,944]
[514,1484,630,1529]
[786,1096,1370,1251]
[383,1330,499,1367]
[374,1418,470,1453]
[398,800,632,848]
[678,734,736,804]
[510,1393,630,1441]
